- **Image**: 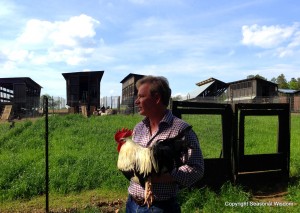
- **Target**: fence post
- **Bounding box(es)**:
[44,96,49,213]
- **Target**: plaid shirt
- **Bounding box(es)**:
[128,110,204,201]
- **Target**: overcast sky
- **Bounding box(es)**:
[1,0,300,99]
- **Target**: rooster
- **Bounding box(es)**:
[114,125,193,207]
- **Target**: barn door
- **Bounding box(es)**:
[233,103,290,185]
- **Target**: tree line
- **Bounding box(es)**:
[247,74,300,90]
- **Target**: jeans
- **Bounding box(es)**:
[125,195,181,213]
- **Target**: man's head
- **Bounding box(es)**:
[135,76,172,116]
[136,76,171,106]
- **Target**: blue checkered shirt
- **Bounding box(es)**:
[128,110,204,201]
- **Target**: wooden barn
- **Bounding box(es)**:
[62,71,104,115]
[120,73,145,105]
[186,78,228,101]
[0,77,42,119]
[226,77,278,103]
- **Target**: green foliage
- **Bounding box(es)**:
[0,114,142,202]
[248,73,300,90]
[247,74,267,80]
[276,74,289,89]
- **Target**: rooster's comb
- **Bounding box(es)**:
[114,128,133,143]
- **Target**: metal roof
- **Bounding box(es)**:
[62,71,104,81]
[0,77,42,89]
[278,89,300,94]
[227,77,277,86]
[120,73,145,83]
[185,80,215,100]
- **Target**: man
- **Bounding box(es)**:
[125,75,204,212]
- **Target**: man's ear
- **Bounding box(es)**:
[154,93,161,104]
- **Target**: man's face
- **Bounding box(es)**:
[135,83,158,116]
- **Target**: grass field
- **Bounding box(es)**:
[0,112,299,212]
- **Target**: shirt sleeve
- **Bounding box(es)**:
[170,130,204,187]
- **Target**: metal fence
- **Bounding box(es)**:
[99,95,300,114]
[100,96,121,110]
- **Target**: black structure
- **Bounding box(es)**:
[0,77,42,118]
[172,101,290,189]
[62,71,104,114]
[234,103,290,185]
[172,101,234,187]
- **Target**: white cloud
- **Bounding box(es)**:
[17,19,54,45]
[18,14,99,47]
[2,49,30,62]
[241,23,300,58]
[288,31,300,48]
[241,23,298,48]
[49,14,99,47]
[0,0,15,17]
[2,14,100,66]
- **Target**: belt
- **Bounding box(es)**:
[130,195,146,206]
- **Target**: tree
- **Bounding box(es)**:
[289,78,298,90]
[276,74,289,89]
[270,77,277,83]
[247,74,267,80]
[40,94,51,108]
[172,95,183,101]
[40,94,61,109]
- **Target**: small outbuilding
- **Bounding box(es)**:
[226,77,278,103]
[278,89,300,112]
[0,77,42,119]
[120,73,145,105]
[62,71,104,115]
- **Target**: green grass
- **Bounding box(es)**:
[182,114,223,158]
[0,113,300,212]
[244,116,279,154]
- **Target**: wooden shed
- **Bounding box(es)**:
[62,71,104,115]
[120,73,145,105]
[0,77,42,119]
[186,78,228,101]
[226,77,278,103]
[278,89,300,112]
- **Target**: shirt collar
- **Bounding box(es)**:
[142,109,173,127]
